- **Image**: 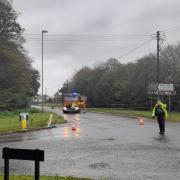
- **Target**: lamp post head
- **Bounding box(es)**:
[42,30,48,33]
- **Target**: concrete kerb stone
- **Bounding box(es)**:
[88,110,150,121]
[0,125,56,136]
[88,111,179,123]
[88,110,138,118]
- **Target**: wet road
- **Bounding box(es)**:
[0,107,180,180]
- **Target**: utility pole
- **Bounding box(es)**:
[42,31,44,111]
[157,31,160,100]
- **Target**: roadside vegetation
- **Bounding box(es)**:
[0,176,93,180]
[59,46,180,112]
[88,108,180,122]
[43,103,62,109]
[0,0,40,111]
[0,108,66,133]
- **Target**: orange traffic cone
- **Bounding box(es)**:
[71,124,76,131]
[139,118,144,125]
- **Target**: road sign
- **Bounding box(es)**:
[158,84,174,92]
[159,91,176,96]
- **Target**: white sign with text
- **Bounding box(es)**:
[158,84,174,92]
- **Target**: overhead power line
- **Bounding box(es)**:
[22,33,155,42]
[116,37,156,60]
[160,25,180,33]
[23,33,154,37]
[160,25,180,38]
[24,38,153,42]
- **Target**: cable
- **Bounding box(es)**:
[160,25,180,39]
[22,33,155,43]
[22,35,155,44]
[23,33,153,38]
[116,38,155,60]
[20,32,157,60]
[160,25,180,33]
[25,36,152,40]
[23,36,153,40]
[23,38,152,43]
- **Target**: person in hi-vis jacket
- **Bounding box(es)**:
[152,100,168,135]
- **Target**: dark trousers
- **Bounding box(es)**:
[157,116,165,133]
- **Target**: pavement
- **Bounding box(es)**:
[0,107,180,180]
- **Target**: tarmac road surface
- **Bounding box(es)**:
[0,107,180,180]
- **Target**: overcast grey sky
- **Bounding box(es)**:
[13,0,180,96]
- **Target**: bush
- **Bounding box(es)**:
[0,89,30,111]
[29,107,40,113]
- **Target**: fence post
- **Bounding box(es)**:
[35,160,40,180]
[2,147,44,180]
[3,147,9,180]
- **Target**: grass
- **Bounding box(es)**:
[88,108,180,122]
[35,103,62,109]
[0,108,66,133]
[0,176,93,180]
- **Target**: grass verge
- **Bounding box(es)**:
[0,175,93,180]
[0,108,66,133]
[88,108,180,122]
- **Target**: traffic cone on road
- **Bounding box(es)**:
[138,117,144,126]
[71,124,76,131]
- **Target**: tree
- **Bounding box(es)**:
[0,0,23,44]
[0,0,40,110]
[58,44,180,111]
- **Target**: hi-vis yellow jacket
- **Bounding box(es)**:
[152,102,168,119]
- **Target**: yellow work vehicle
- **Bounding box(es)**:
[62,93,87,113]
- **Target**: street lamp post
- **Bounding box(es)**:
[157,31,160,100]
[42,30,48,111]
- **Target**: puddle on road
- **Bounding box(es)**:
[0,113,83,143]
[105,138,115,141]
[62,113,81,139]
[89,162,111,169]
[63,126,80,139]
[153,135,169,143]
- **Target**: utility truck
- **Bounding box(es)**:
[62,93,87,113]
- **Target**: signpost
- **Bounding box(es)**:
[148,83,176,112]
[2,147,44,180]
[158,84,175,113]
